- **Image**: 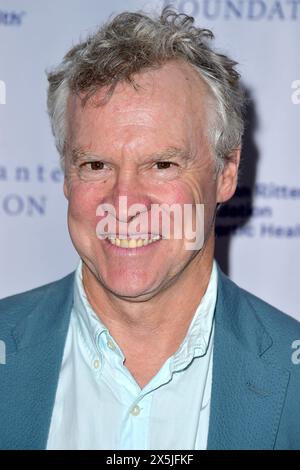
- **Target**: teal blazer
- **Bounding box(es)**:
[0,265,299,450]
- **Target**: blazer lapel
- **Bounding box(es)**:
[0,273,75,450]
[207,267,290,450]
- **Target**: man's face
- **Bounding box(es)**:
[64,60,237,300]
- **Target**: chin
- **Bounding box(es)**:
[82,257,155,297]
[102,272,161,300]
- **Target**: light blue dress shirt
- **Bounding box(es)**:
[47,260,218,450]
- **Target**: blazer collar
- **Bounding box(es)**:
[13,272,75,351]
[207,266,290,449]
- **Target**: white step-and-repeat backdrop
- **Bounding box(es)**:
[0,0,299,320]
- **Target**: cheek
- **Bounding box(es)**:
[154,181,196,205]
[162,179,217,238]
[68,183,102,228]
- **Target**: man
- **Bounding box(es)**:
[0,8,299,450]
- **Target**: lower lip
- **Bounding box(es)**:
[102,238,162,256]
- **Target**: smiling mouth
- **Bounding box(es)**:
[105,235,161,249]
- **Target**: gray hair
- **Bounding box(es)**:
[46,7,245,172]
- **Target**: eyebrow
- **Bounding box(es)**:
[70,146,192,165]
[71,147,90,165]
[148,147,191,162]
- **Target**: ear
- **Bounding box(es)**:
[216,148,241,204]
[63,178,69,200]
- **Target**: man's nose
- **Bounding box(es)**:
[111,168,152,223]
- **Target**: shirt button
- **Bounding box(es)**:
[107,338,116,351]
[131,405,141,416]
[93,358,100,369]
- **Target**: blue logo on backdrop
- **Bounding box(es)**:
[0,10,26,26]
[0,164,63,217]
[164,0,300,20]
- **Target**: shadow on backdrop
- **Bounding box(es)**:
[215,86,260,275]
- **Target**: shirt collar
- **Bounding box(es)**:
[73,260,109,358]
[172,260,217,370]
[73,259,217,369]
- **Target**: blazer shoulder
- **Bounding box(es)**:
[218,268,300,336]
[0,272,75,326]
[238,283,300,337]
[222,273,300,375]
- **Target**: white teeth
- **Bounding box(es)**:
[120,239,129,248]
[106,236,160,248]
[136,239,143,248]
